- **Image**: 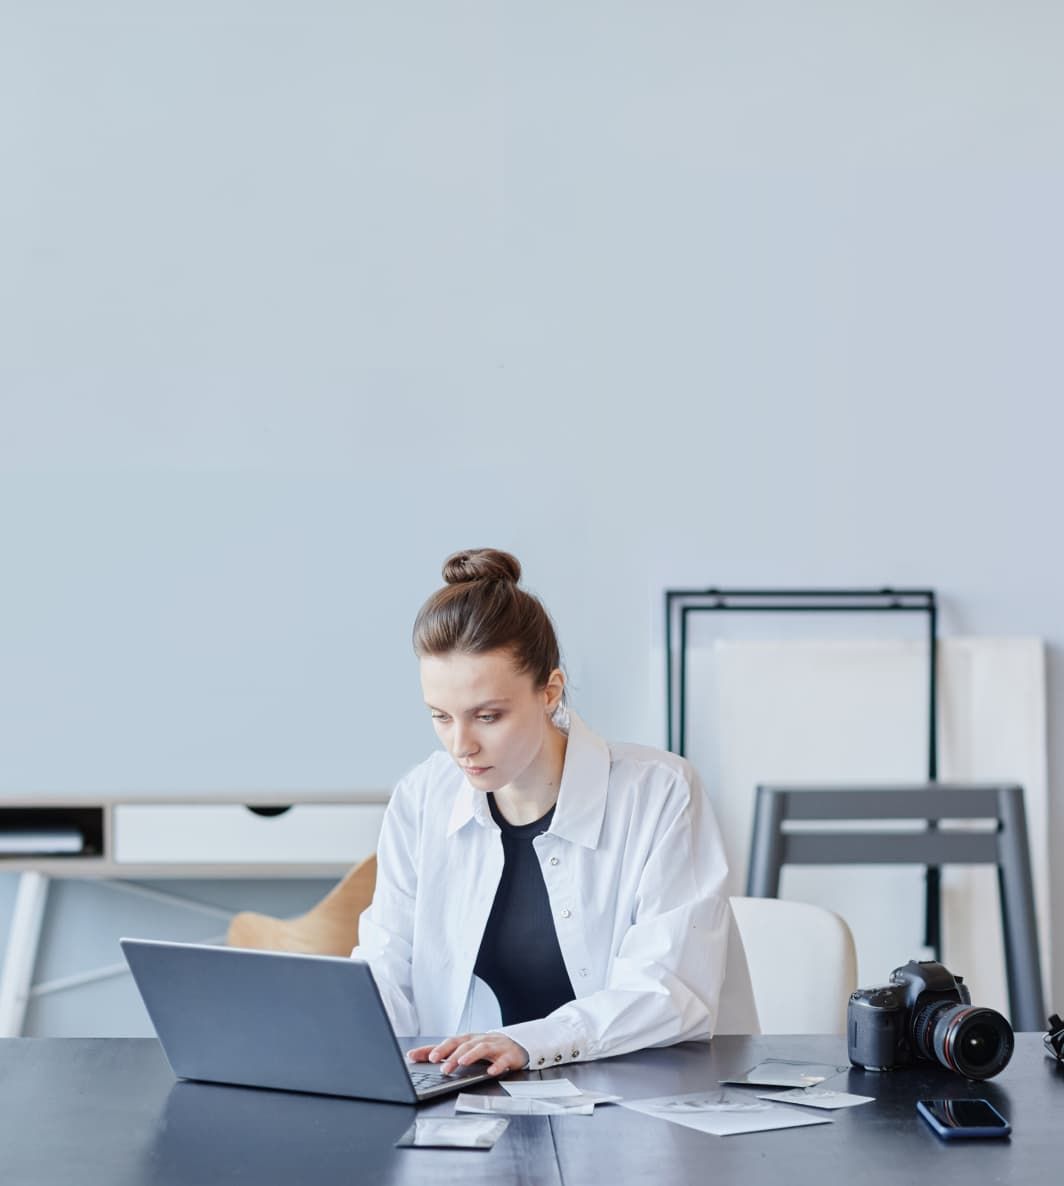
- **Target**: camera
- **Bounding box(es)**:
[848,960,1014,1080]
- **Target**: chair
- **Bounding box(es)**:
[227,854,376,956]
[716,896,857,1035]
[745,782,1045,1030]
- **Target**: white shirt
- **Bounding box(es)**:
[352,711,730,1070]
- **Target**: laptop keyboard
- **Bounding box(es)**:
[409,1064,492,1095]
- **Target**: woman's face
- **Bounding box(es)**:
[420,648,564,792]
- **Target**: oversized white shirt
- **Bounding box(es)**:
[352,711,730,1070]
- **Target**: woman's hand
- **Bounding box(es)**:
[407,1033,529,1076]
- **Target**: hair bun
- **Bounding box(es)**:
[443,548,522,586]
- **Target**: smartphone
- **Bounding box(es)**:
[916,1098,1011,1140]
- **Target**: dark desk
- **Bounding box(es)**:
[0,1035,1058,1185]
[550,1034,1061,1186]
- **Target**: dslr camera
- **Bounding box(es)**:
[848,960,1014,1080]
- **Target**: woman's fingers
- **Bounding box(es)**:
[486,1043,527,1076]
[406,1035,466,1063]
[409,1033,529,1076]
[440,1036,485,1073]
[445,1035,528,1075]
[429,1035,469,1064]
[453,1039,493,1067]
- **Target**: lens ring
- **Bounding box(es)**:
[912,1000,949,1062]
[934,1004,1014,1080]
[939,1006,975,1073]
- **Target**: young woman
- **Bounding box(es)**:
[353,548,729,1078]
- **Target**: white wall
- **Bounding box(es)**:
[2,1,1063,1031]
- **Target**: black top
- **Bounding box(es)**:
[473,794,576,1026]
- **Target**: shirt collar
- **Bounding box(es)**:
[445,710,611,848]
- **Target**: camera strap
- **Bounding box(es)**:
[1044,1013,1064,1063]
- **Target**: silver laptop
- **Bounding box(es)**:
[120,938,496,1103]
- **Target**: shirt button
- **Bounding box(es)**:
[550,856,559,866]
[554,1054,563,1062]
[579,968,589,977]
[561,909,572,919]
[537,1057,545,1066]
[572,1050,580,1058]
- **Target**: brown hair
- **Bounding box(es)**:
[412,548,562,689]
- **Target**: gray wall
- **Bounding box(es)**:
[2,1,1063,1032]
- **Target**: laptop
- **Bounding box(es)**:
[120,938,497,1103]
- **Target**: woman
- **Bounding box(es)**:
[353,548,729,1078]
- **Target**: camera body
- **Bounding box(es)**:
[848,960,1014,1080]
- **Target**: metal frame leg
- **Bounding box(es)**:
[0,872,50,1037]
[996,787,1045,1031]
[19,880,232,1006]
[746,789,786,898]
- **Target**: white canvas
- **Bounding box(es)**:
[937,638,1050,1010]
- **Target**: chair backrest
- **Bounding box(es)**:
[715,901,761,1035]
[746,783,1045,1032]
[227,854,377,956]
[716,896,857,1035]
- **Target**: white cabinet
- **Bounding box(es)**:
[112,804,386,865]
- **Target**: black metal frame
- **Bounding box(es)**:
[664,587,941,950]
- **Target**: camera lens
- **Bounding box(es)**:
[913,1001,1014,1080]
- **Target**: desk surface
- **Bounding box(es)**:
[0,1034,1058,1185]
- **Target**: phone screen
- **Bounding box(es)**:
[919,1099,1008,1129]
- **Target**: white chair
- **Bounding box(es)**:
[716,896,857,1035]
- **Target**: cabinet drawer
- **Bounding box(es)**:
[112,804,386,865]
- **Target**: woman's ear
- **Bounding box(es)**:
[543,668,566,715]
